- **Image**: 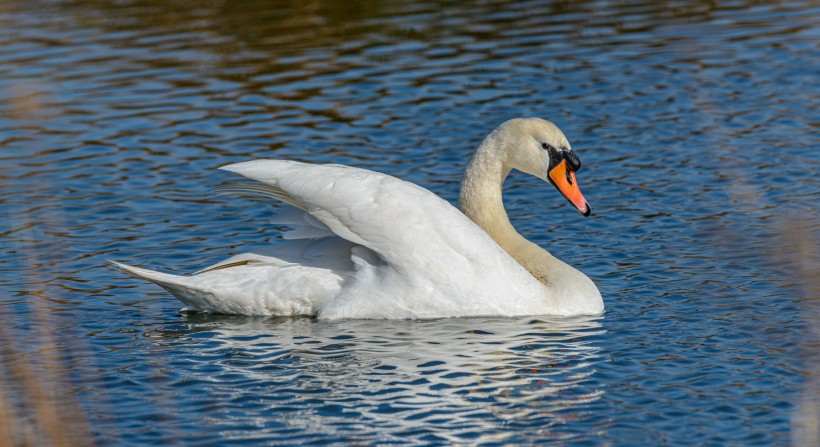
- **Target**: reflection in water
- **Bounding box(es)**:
[146,315,606,444]
[0,0,817,445]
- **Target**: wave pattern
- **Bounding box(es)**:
[0,0,817,445]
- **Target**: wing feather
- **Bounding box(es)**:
[217,183,307,211]
[218,160,547,319]
[219,161,506,271]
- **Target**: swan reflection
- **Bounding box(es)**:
[147,315,607,443]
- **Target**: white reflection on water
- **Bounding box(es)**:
[147,315,607,444]
[2,0,816,444]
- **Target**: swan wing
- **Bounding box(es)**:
[270,205,335,240]
[220,160,547,318]
[221,161,483,265]
[193,203,351,274]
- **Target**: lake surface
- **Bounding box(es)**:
[1,0,818,445]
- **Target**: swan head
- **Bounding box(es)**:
[493,117,591,216]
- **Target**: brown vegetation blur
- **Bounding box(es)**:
[0,307,95,446]
[0,1,815,445]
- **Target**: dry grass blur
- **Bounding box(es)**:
[777,221,820,447]
[0,308,95,446]
[0,79,95,446]
[0,1,815,444]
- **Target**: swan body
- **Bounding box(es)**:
[114,118,604,319]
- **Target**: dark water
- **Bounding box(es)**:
[1,0,818,445]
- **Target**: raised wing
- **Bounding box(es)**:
[219,160,546,318]
[220,161,489,269]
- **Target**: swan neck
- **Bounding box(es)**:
[458,143,519,248]
[458,140,577,291]
[456,121,602,311]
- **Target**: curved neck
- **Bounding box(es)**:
[458,142,576,289]
[458,145,521,251]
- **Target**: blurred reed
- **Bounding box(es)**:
[0,80,94,446]
[776,220,819,447]
[0,304,95,446]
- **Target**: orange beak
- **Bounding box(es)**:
[548,159,591,216]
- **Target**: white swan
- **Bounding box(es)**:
[113,118,603,319]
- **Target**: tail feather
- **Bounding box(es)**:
[108,260,205,311]
[110,259,334,316]
[109,260,185,288]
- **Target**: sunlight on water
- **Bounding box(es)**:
[0,0,817,445]
[140,316,606,444]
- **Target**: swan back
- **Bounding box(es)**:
[221,160,553,318]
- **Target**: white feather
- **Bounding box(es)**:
[113,118,604,319]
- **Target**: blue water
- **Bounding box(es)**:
[1,0,818,445]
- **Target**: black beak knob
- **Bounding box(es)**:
[565,151,582,171]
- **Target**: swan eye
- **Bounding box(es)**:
[540,142,554,151]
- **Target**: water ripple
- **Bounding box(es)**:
[0,0,817,445]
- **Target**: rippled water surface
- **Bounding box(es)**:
[1,0,818,445]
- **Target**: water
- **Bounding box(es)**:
[1,0,818,445]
